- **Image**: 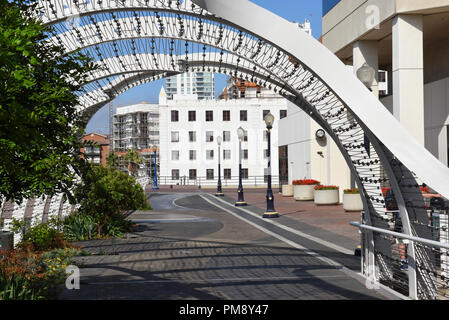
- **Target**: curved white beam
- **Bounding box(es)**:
[78,54,292,113]
[87,52,281,83]
[193,0,449,200]
[78,70,170,109]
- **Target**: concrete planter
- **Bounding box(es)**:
[314,189,339,205]
[282,185,293,197]
[343,193,363,211]
[293,185,316,201]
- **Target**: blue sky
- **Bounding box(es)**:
[86,0,323,134]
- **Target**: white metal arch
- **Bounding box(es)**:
[32,0,449,299]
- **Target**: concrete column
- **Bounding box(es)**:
[353,41,379,98]
[393,14,424,145]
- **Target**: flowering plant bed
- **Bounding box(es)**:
[292,179,320,185]
[314,185,339,191]
[344,188,360,194]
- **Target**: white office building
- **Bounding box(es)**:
[158,87,291,187]
[165,72,215,100]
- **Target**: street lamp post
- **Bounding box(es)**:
[263,112,278,218]
[216,136,224,196]
[152,146,159,190]
[235,127,247,206]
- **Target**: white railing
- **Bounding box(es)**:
[351,211,449,300]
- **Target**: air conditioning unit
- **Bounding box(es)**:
[378,70,389,96]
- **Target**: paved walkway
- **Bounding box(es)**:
[152,186,361,250]
[59,191,394,300]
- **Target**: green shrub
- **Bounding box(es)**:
[102,213,134,238]
[63,212,96,241]
[63,211,133,240]
[74,165,149,238]
[11,218,68,251]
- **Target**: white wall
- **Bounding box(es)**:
[278,103,311,182]
[279,105,354,202]
[159,97,289,185]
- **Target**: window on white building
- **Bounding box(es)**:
[189,131,196,142]
[206,150,214,160]
[171,131,179,142]
[223,131,231,142]
[223,110,231,121]
[172,169,180,180]
[189,150,196,160]
[223,150,231,160]
[224,169,231,179]
[206,169,214,180]
[242,168,248,179]
[280,110,287,119]
[206,131,214,142]
[240,110,247,121]
[189,169,197,180]
[206,110,213,121]
[171,110,179,122]
[172,150,179,160]
[263,110,270,120]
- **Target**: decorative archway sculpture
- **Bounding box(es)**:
[26,0,449,299]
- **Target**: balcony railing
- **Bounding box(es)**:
[156,175,280,187]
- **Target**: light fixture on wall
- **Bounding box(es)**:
[315,129,326,140]
[356,62,375,89]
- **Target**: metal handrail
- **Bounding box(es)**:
[350,221,449,250]
[153,175,280,186]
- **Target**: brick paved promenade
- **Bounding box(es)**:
[153,185,361,247]
[59,188,396,300]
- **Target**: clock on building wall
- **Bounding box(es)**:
[315,129,326,140]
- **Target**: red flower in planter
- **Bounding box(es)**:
[344,188,360,194]
[292,179,320,185]
[314,185,339,191]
